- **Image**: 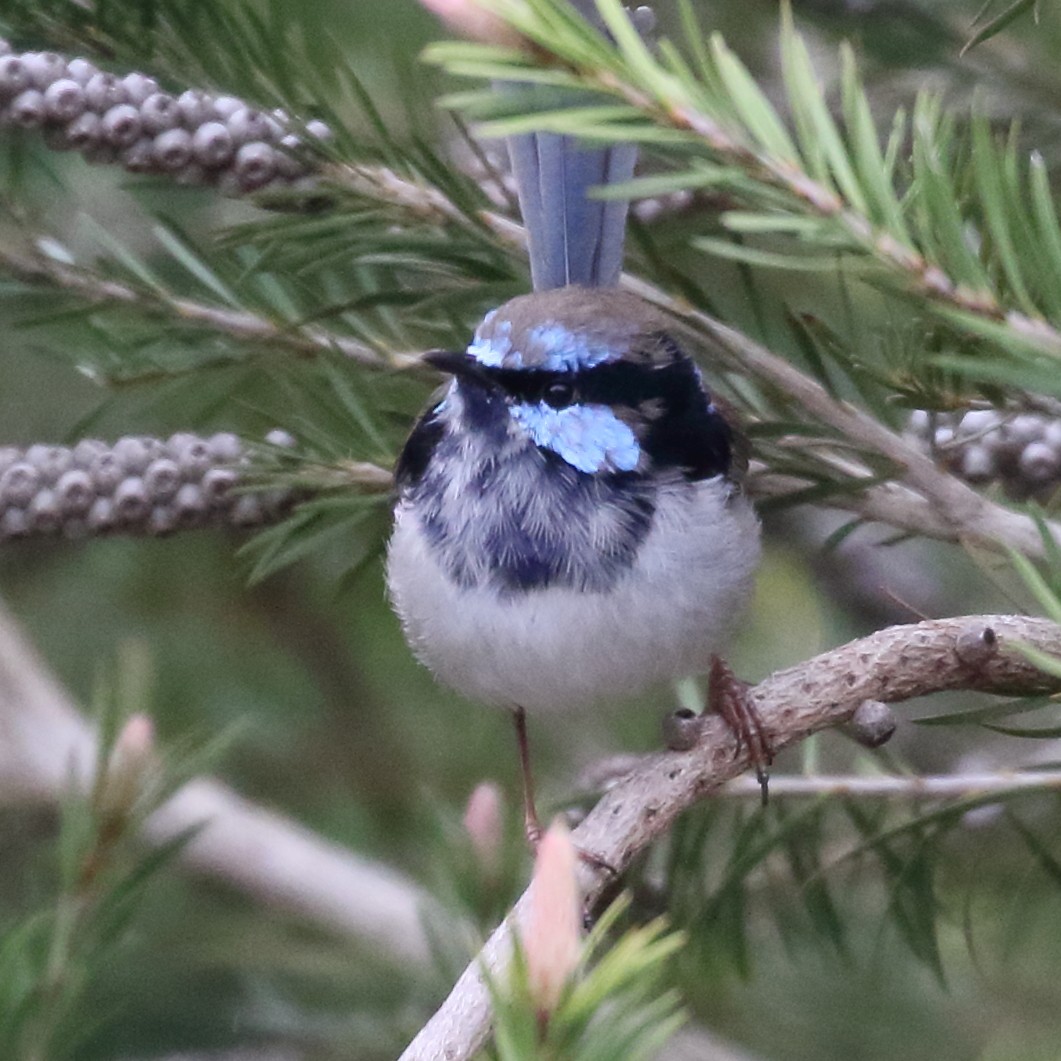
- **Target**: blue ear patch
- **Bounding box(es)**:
[510,402,640,473]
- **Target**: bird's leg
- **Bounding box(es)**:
[709,656,774,805]
[513,706,544,850]
[511,707,617,879]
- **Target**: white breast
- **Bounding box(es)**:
[386,478,759,713]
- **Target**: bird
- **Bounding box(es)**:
[386,1,766,844]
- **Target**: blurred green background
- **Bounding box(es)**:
[3,1,1061,1058]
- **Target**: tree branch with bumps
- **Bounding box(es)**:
[401,614,1061,1061]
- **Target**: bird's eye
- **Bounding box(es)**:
[544,379,576,408]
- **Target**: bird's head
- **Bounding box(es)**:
[424,287,740,482]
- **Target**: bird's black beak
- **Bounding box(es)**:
[422,349,494,386]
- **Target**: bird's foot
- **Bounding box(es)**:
[709,655,774,805]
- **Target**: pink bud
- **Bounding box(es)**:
[463,780,504,878]
[98,713,155,816]
[521,818,581,1016]
[418,0,525,46]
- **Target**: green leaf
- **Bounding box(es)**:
[709,35,798,162]
[962,0,1039,54]
[1006,547,1061,625]
[693,236,847,270]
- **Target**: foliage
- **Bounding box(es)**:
[0,645,214,1060]
[490,897,685,1061]
[5,0,1061,1058]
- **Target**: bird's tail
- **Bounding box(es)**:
[507,132,636,290]
[505,1,643,291]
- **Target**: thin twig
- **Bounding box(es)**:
[0,246,400,369]
[399,614,1061,1060]
[717,770,1061,799]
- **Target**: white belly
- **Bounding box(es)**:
[386,478,759,713]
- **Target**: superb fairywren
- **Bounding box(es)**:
[387,2,766,840]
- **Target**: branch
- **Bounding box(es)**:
[0,598,433,965]
[399,614,1061,1061]
[0,245,397,369]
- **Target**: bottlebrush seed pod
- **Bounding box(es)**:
[1018,441,1060,482]
[1003,414,1044,448]
[121,72,159,105]
[191,121,234,167]
[211,95,243,121]
[207,432,242,462]
[24,52,66,90]
[201,467,238,501]
[55,469,95,513]
[227,106,273,144]
[120,137,155,172]
[87,496,116,531]
[28,444,71,483]
[66,58,99,85]
[276,134,309,178]
[8,90,47,128]
[957,409,999,438]
[148,504,179,535]
[265,428,295,448]
[143,458,181,501]
[113,436,152,474]
[101,103,142,146]
[174,438,212,478]
[0,56,29,98]
[0,462,40,506]
[177,89,213,127]
[43,79,85,122]
[84,72,126,111]
[28,488,61,531]
[72,438,107,466]
[174,482,206,521]
[114,477,150,521]
[959,444,996,483]
[152,127,193,171]
[234,141,277,190]
[0,508,29,538]
[140,92,180,134]
[89,452,124,493]
[64,111,101,149]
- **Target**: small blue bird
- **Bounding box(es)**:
[387,3,765,842]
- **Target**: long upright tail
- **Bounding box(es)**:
[507,133,636,290]
[505,1,642,291]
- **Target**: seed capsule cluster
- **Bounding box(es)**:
[907,407,1061,500]
[0,431,296,541]
[0,41,331,192]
